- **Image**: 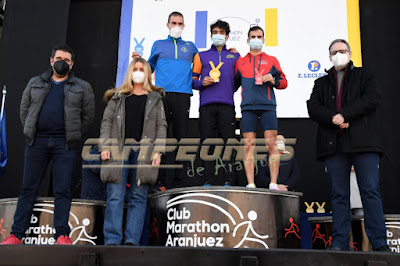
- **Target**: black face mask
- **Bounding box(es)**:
[53,60,70,76]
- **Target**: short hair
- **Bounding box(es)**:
[51,45,75,61]
[329,39,351,54]
[167,11,184,23]
[210,20,230,35]
[248,26,264,38]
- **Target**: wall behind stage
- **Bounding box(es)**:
[0,0,399,214]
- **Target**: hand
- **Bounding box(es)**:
[152,152,162,166]
[332,113,345,125]
[339,122,349,129]
[202,76,216,86]
[131,51,141,59]
[278,184,288,191]
[101,150,111,161]
[229,47,238,53]
[261,74,275,85]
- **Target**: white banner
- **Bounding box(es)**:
[117,0,360,118]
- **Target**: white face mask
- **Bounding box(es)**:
[212,34,226,46]
[131,71,145,84]
[169,26,183,39]
[249,38,264,51]
[332,52,350,69]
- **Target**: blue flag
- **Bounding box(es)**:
[0,88,7,179]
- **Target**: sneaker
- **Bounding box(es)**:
[203,182,211,187]
[246,183,256,188]
[0,234,22,245]
[373,245,393,253]
[56,235,72,245]
[224,182,231,187]
[269,183,280,191]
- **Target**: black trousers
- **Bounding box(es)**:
[199,103,236,184]
[158,92,191,188]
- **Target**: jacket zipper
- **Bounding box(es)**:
[174,39,178,59]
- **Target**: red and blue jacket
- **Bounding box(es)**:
[148,36,198,95]
[235,52,287,111]
[192,45,239,106]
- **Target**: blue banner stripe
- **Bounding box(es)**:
[116,0,133,87]
[195,11,208,49]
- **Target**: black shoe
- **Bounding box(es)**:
[373,245,393,253]
[326,245,345,251]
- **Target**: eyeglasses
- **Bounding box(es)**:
[330,49,348,56]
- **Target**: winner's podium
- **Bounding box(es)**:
[148,186,302,249]
[0,197,105,245]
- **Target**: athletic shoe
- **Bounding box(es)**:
[269,183,280,191]
[246,183,256,188]
[0,234,22,245]
[56,235,72,245]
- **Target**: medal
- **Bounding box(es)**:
[209,61,224,82]
[255,69,264,85]
[134,37,145,56]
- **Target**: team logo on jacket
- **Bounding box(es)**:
[181,47,188,53]
[226,54,236,59]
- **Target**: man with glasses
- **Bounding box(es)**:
[307,39,390,252]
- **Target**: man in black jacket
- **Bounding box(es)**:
[307,39,390,252]
[1,45,95,245]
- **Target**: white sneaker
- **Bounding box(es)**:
[269,183,280,191]
[246,183,256,188]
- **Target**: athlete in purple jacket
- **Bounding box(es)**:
[192,20,239,186]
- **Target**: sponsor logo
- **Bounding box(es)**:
[21,203,97,245]
[226,54,236,59]
[164,193,270,248]
[298,60,327,79]
[308,60,321,72]
[181,47,188,53]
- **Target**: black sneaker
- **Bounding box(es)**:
[373,245,393,253]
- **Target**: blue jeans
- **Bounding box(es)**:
[103,150,148,245]
[325,151,387,250]
[11,137,79,239]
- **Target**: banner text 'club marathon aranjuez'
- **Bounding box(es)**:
[117,0,362,118]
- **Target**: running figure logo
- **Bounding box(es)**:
[149,217,159,238]
[69,218,97,245]
[232,210,269,249]
[284,217,300,239]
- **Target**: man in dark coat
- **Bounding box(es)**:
[307,39,390,252]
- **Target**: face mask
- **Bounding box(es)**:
[249,38,264,51]
[53,60,70,76]
[131,71,145,84]
[332,52,350,68]
[212,34,226,46]
[169,26,183,39]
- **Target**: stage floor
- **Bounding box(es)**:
[0,246,398,266]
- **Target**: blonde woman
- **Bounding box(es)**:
[100,58,167,246]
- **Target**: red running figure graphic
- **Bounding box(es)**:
[284,217,301,239]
